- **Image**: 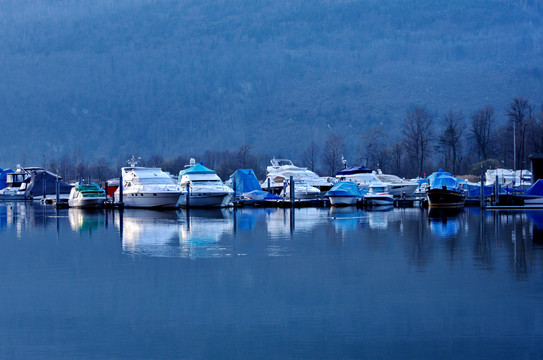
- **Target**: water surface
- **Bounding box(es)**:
[0,202,541,359]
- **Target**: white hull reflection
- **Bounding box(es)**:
[115,208,234,258]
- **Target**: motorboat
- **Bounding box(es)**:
[326,181,362,206]
[375,172,418,197]
[261,158,333,194]
[485,168,532,189]
[335,166,381,195]
[0,166,33,199]
[280,179,321,200]
[426,171,466,209]
[68,183,106,208]
[114,157,186,208]
[0,166,72,200]
[364,183,394,206]
[177,159,233,208]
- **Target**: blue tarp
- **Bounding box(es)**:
[467,185,494,197]
[179,163,216,175]
[242,190,281,201]
[336,166,372,176]
[526,179,543,196]
[429,174,459,190]
[326,181,362,198]
[427,169,451,185]
[229,169,262,194]
[0,168,14,190]
[24,170,72,197]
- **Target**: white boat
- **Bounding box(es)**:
[68,183,106,208]
[280,180,321,199]
[485,168,532,189]
[114,157,186,208]
[326,181,362,206]
[335,166,382,195]
[375,172,418,197]
[261,158,333,194]
[364,184,394,206]
[0,166,73,200]
[0,166,34,199]
[177,159,233,208]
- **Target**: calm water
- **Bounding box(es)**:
[0,202,542,359]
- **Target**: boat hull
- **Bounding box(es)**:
[365,195,394,206]
[68,197,106,208]
[116,191,185,208]
[178,192,233,208]
[426,189,465,208]
[329,196,360,206]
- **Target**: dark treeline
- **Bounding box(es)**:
[0,0,542,166]
[43,96,543,183]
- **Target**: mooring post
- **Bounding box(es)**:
[480,166,485,209]
[186,183,190,208]
[119,173,124,206]
[233,178,237,201]
[56,173,60,206]
[290,176,295,206]
[494,173,500,205]
[267,177,271,193]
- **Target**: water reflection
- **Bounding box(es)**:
[329,206,367,231]
[68,209,105,232]
[427,208,462,239]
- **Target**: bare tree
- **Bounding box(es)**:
[438,110,464,174]
[302,140,319,172]
[358,127,387,169]
[506,97,534,170]
[322,134,345,176]
[526,102,543,155]
[402,108,434,177]
[237,144,253,168]
[470,105,495,161]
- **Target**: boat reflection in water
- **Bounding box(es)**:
[366,205,394,230]
[427,208,463,239]
[177,208,234,258]
[68,208,106,232]
[329,206,367,231]
[115,209,181,257]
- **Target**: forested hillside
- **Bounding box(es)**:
[0,0,542,168]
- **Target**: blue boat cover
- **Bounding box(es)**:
[336,166,372,176]
[179,163,216,175]
[0,168,14,190]
[467,185,494,197]
[427,169,451,184]
[229,169,262,194]
[242,190,281,201]
[24,170,73,197]
[326,181,361,197]
[525,179,543,196]
[429,175,459,190]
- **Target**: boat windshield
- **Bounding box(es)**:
[137,177,176,185]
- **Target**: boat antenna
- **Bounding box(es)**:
[127,156,141,167]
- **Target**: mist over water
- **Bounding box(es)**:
[0,202,541,359]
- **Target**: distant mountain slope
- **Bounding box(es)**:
[0,0,542,165]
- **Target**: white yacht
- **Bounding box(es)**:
[335,166,382,195]
[364,183,394,206]
[68,183,106,208]
[114,157,186,208]
[485,168,532,189]
[280,180,321,200]
[375,172,418,197]
[261,158,333,194]
[177,159,233,208]
[0,166,35,200]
